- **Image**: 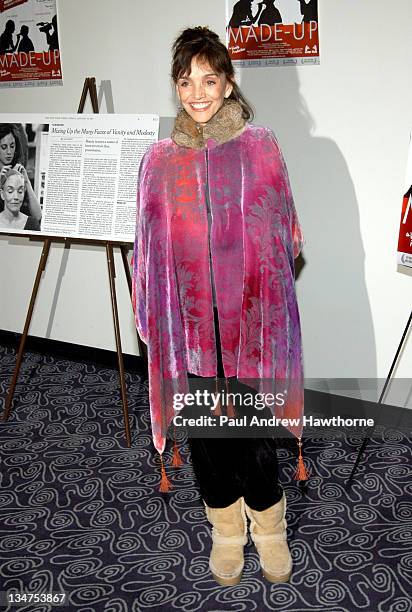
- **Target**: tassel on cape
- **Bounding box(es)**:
[171,437,183,467]
[294,437,310,481]
[159,454,172,492]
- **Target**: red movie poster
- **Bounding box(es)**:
[226,0,319,67]
[0,0,62,88]
[397,138,412,267]
[1,1,29,11]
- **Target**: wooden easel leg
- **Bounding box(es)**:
[119,245,148,365]
[78,77,99,114]
[106,243,132,447]
[3,238,51,421]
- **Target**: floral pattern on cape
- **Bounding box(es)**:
[132,126,304,454]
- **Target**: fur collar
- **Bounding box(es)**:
[171,99,246,150]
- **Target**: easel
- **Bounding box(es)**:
[2,77,148,447]
[348,309,412,481]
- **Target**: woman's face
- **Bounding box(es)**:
[0,132,16,167]
[1,174,25,214]
[176,56,233,125]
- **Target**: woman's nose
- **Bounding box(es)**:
[193,83,205,98]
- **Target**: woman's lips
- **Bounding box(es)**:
[189,102,212,111]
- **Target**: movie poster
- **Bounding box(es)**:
[397,133,412,268]
[0,0,62,88]
[226,0,319,67]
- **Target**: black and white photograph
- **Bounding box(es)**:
[0,122,46,232]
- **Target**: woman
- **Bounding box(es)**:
[0,20,18,54]
[0,168,40,231]
[229,0,254,27]
[132,26,305,587]
[0,124,42,224]
[255,0,283,25]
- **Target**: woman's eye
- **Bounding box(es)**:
[207,81,217,86]
[179,81,189,87]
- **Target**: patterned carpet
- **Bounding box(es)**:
[0,343,411,612]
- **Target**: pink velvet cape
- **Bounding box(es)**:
[132,125,304,454]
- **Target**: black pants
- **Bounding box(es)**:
[187,308,283,511]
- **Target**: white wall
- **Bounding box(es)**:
[1,0,411,400]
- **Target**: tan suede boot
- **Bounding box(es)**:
[204,497,248,586]
[245,493,292,583]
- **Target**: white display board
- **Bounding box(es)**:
[0,113,159,241]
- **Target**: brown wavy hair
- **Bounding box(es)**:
[0,123,24,167]
[171,26,254,122]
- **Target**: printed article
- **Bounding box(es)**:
[0,113,159,241]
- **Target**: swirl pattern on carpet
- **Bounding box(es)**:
[0,345,411,612]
